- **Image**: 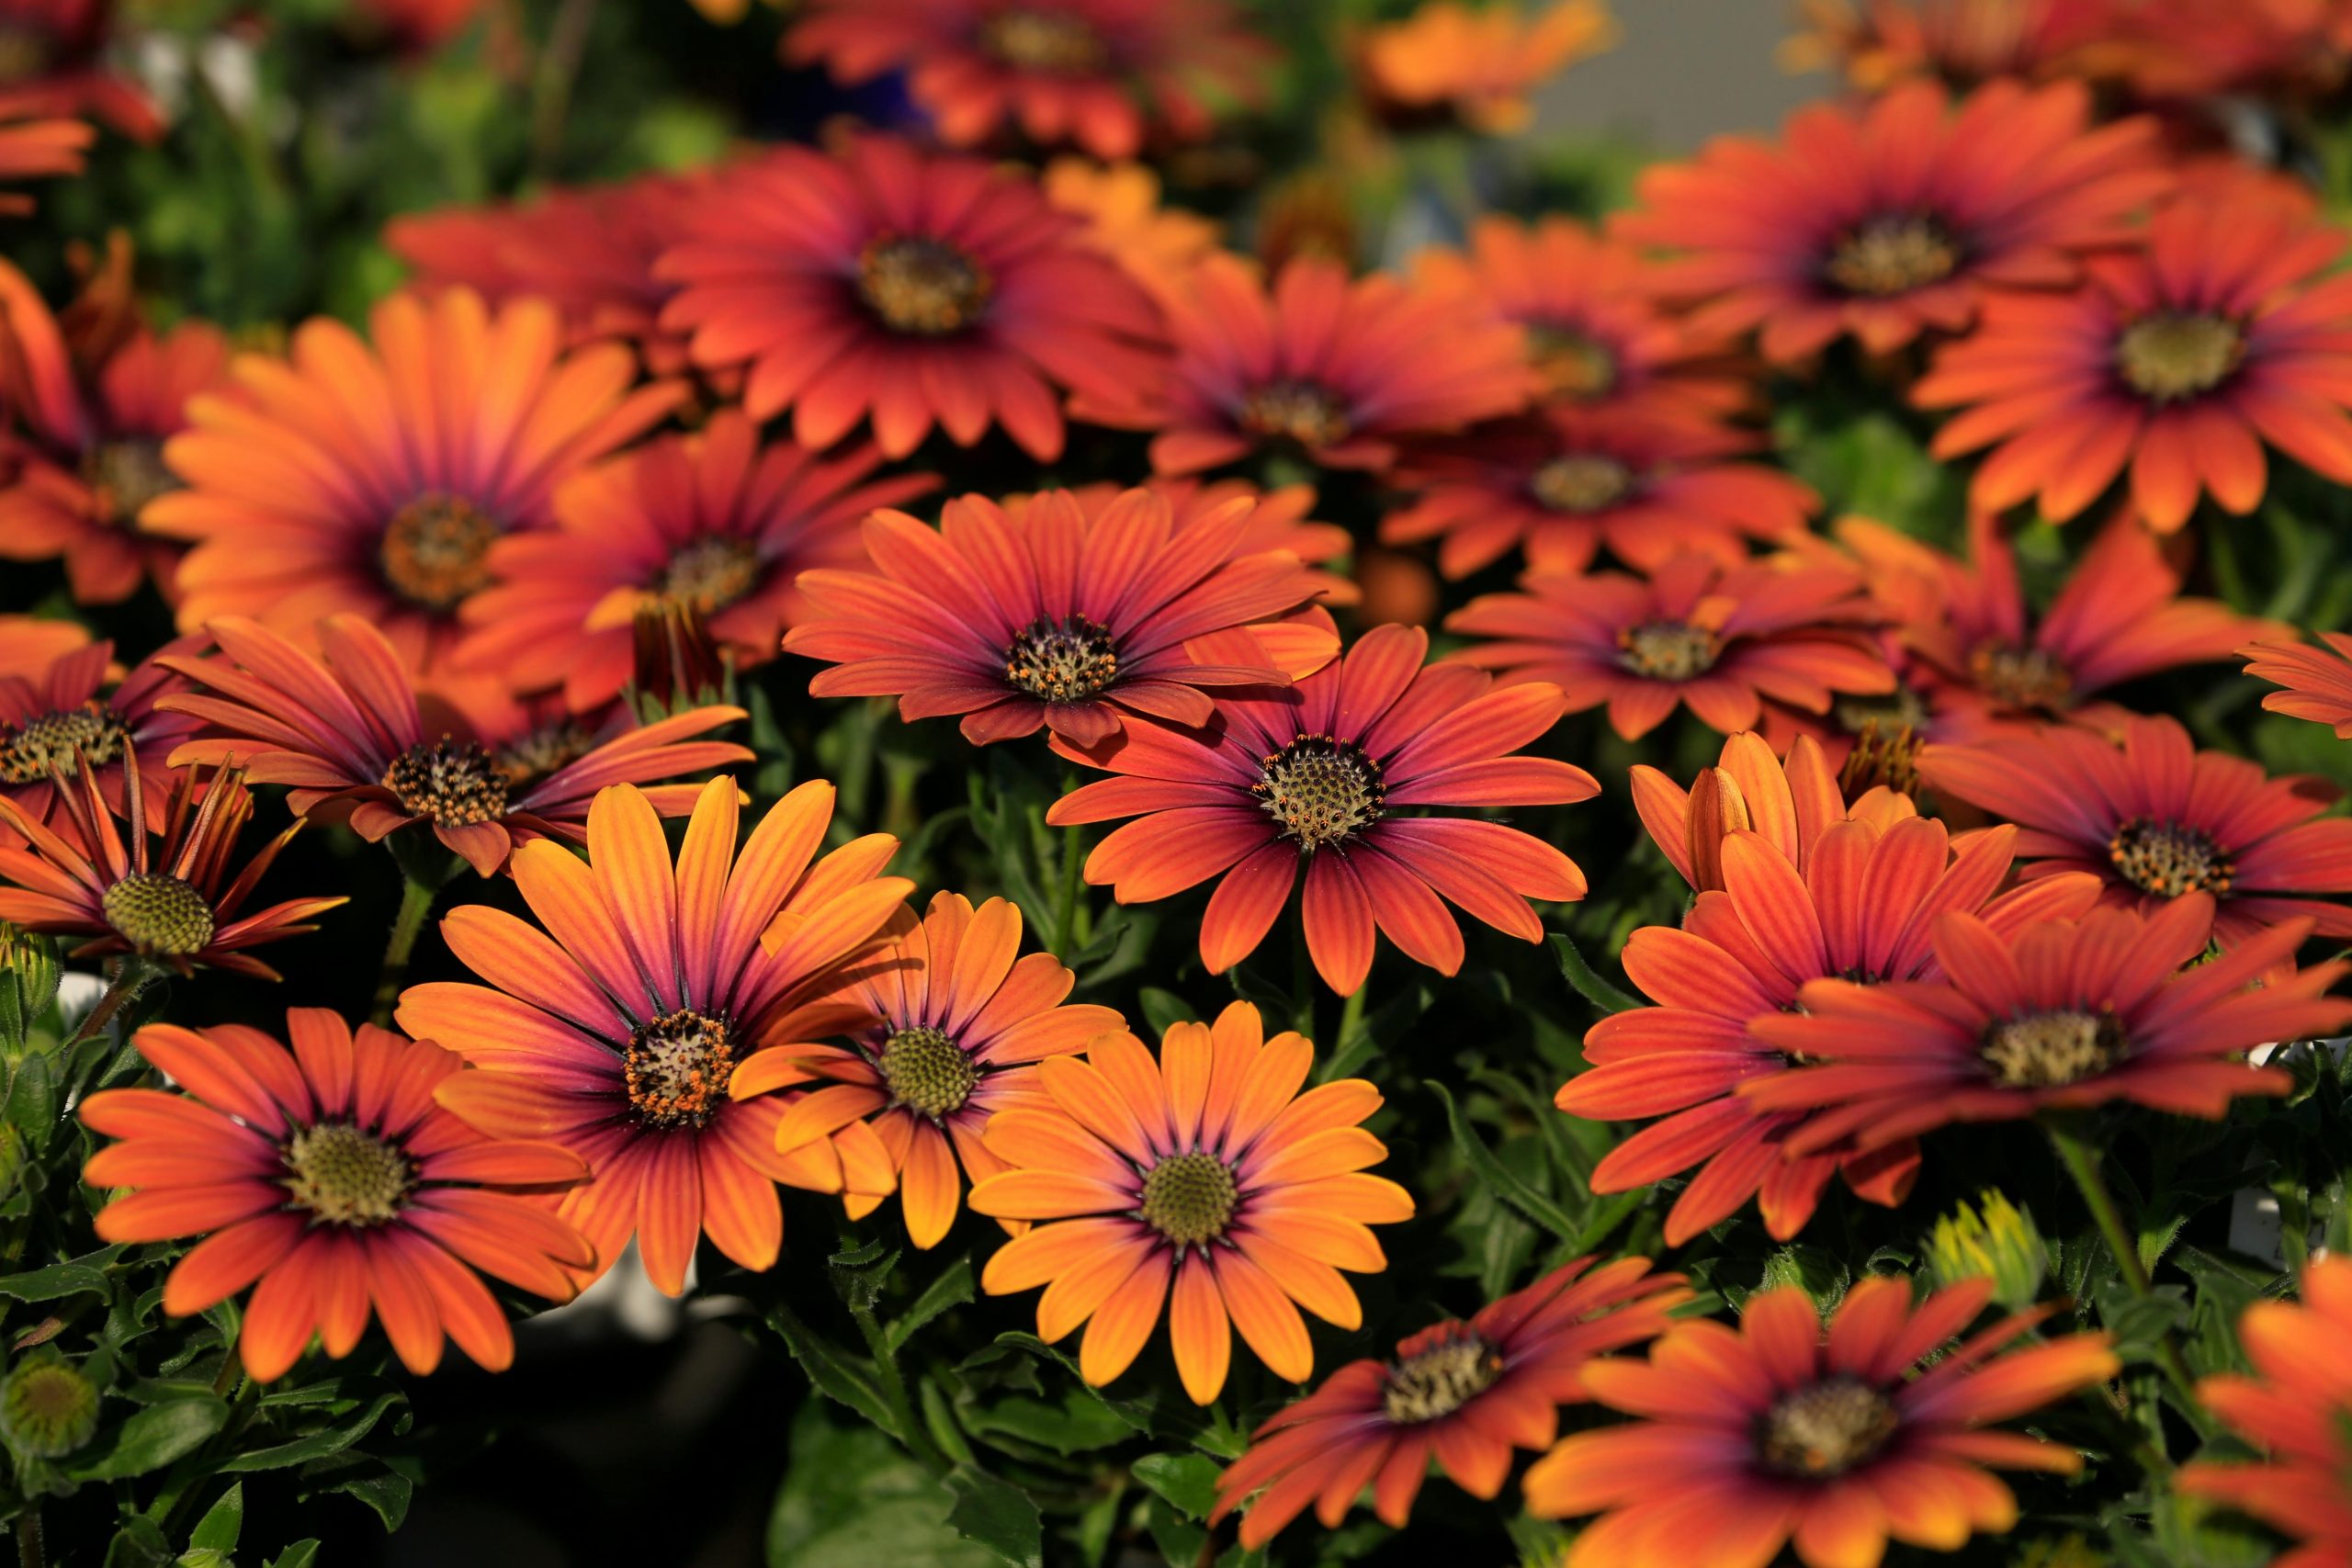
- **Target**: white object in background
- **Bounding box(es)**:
[524,1244,687,1344]
[2225,1037,2346,1267]
[53,971,107,1040]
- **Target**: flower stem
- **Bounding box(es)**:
[850,1299,948,1474]
[2044,1114,2206,1419]
[370,873,441,1028]
[64,954,162,1052]
[1051,820,1084,962]
[1332,979,1366,1061]
[16,1505,40,1568]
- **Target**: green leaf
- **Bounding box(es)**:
[302,1456,411,1532]
[767,1303,898,1437]
[220,1383,404,1472]
[101,1517,173,1568]
[766,1404,1001,1568]
[0,1246,125,1304]
[830,1235,902,1313]
[67,1396,227,1481]
[1131,1451,1221,1521]
[189,1480,243,1552]
[266,1542,322,1568]
[960,1388,1136,1457]
[1136,987,1192,1037]
[944,1465,1042,1568]
[1550,933,1640,1016]
[888,1253,976,1352]
[1430,1082,1580,1243]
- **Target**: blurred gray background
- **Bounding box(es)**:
[1536,0,1822,146]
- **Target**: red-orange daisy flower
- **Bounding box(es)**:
[158,615,751,877]
[2105,0,2352,102]
[81,1009,592,1382]
[386,168,718,381]
[0,748,345,980]
[1920,713,2352,947]
[453,411,937,714]
[0,105,88,214]
[657,136,1166,463]
[785,485,1338,748]
[1560,733,2101,1246]
[1841,510,2283,739]
[1411,216,1750,419]
[1386,406,1817,579]
[728,891,1124,1249]
[398,777,915,1296]
[971,1002,1409,1403]
[0,246,228,604]
[1523,1278,2120,1568]
[0,634,201,834]
[1447,553,1894,742]
[2243,631,2352,739]
[1615,78,2165,365]
[1356,0,1618,134]
[1744,893,2352,1149]
[786,0,1272,161]
[1209,1257,1690,1544]
[1915,197,2352,533]
[1782,0,2123,90]
[1012,476,1358,607]
[1090,252,1533,477]
[2179,1256,2352,1568]
[144,288,684,676]
[1048,623,1595,995]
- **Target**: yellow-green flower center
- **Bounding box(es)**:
[382,738,511,828]
[1139,1151,1237,1248]
[859,236,994,335]
[1251,733,1385,852]
[979,8,1109,73]
[0,28,51,86]
[1005,615,1120,704]
[1981,1008,2128,1089]
[878,1025,981,1120]
[2116,313,2243,403]
[1532,453,1634,513]
[83,438,181,524]
[1617,619,1719,680]
[381,492,500,611]
[1825,216,1960,297]
[2109,818,2232,897]
[660,536,762,615]
[1759,1377,1901,1477]
[282,1122,413,1226]
[0,1360,97,1458]
[1380,1328,1502,1424]
[493,720,594,789]
[1970,641,2073,713]
[625,1008,735,1129]
[99,874,215,957]
[0,703,128,785]
[1238,380,1354,449]
[1528,325,1619,398]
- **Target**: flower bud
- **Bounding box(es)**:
[0,925,61,1057]
[0,1354,98,1460]
[1927,1189,2048,1311]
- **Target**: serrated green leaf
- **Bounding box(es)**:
[944,1465,1041,1568]
[1130,1451,1221,1521]
[888,1253,975,1352]
[67,1396,226,1481]
[1550,933,1639,1016]
[768,1303,898,1436]
[220,1384,404,1472]
[1430,1081,1579,1243]
[189,1480,243,1552]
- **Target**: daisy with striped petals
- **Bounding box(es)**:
[970,1002,1409,1404]
[1210,1257,1689,1545]
[1524,1278,2120,1568]
[397,778,914,1296]
[729,891,1124,1249]
[2243,630,2352,739]
[81,1010,593,1382]
[0,635,202,834]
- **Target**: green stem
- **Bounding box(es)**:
[527,0,599,177]
[64,955,161,1052]
[1334,980,1366,1056]
[16,1505,39,1568]
[1050,820,1084,962]
[371,874,440,1028]
[209,1334,243,1399]
[852,1302,948,1474]
[1287,916,1316,1042]
[2044,1115,2206,1418]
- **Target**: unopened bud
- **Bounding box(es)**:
[0,925,61,1056]
[1927,1190,2048,1311]
[0,1354,98,1459]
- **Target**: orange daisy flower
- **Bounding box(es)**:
[1210,1257,1690,1544]
[1560,733,2101,1246]
[398,777,915,1296]
[453,411,937,714]
[2179,1256,2352,1567]
[1842,511,2283,739]
[1042,158,1222,305]
[1357,0,1618,134]
[1916,197,2352,533]
[1781,0,2122,91]
[0,748,344,980]
[970,1001,1409,1404]
[0,635,202,834]
[2243,630,2352,739]
[386,168,718,380]
[1049,622,1596,995]
[1089,252,1533,477]
[657,136,1166,464]
[0,106,88,214]
[728,891,1124,1249]
[158,615,751,877]
[1919,713,2352,947]
[1615,78,2165,366]
[1744,893,2352,1150]
[786,0,1272,161]
[1523,1278,2120,1568]
[0,246,228,604]
[1012,476,1358,608]
[144,288,684,676]
[785,485,1337,749]
[1446,553,1894,742]
[81,1009,592,1382]
[1411,216,1750,418]
[1385,406,1818,579]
